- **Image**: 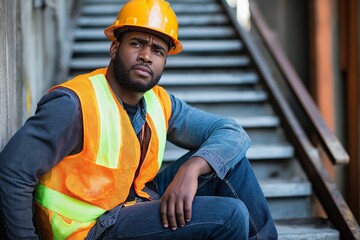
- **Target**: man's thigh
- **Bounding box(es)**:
[97,196,248,240]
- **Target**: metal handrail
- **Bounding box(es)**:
[248,1,349,166]
[226,0,348,165]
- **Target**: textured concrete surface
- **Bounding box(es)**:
[0,1,23,150]
[0,0,75,150]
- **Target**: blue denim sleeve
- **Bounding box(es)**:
[167,93,251,179]
[0,88,82,239]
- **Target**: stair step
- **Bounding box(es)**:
[72,40,243,54]
[167,56,251,68]
[276,218,339,240]
[233,116,280,128]
[74,27,237,40]
[248,145,294,159]
[69,56,251,70]
[260,180,311,198]
[181,39,243,52]
[81,3,222,15]
[78,14,229,27]
[179,26,237,39]
[171,90,266,103]
[164,145,293,162]
[160,71,258,86]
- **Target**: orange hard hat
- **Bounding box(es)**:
[104,0,182,55]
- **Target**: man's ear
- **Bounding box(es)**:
[110,41,120,60]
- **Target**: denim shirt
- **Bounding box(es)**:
[0,87,251,239]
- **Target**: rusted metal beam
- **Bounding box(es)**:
[340,0,360,221]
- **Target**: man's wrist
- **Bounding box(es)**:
[181,156,213,177]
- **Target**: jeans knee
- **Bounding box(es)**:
[220,198,249,238]
[221,198,249,239]
[231,199,249,226]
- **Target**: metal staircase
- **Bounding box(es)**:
[67,0,359,238]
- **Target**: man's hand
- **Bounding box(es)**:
[160,156,212,230]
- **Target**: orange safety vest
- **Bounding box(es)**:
[34,68,171,239]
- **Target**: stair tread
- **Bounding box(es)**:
[81,3,222,15]
[72,40,243,53]
[276,218,339,239]
[170,90,267,103]
[164,145,294,162]
[178,27,237,38]
[247,145,294,159]
[168,56,250,68]
[233,116,280,128]
[78,14,229,27]
[70,56,251,69]
[159,71,258,85]
[260,179,311,197]
[74,27,236,40]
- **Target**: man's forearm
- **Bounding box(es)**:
[168,93,251,180]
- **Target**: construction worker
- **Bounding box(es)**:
[0,0,277,239]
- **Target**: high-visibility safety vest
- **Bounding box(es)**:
[34,68,171,239]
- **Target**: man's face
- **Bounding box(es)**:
[113,31,169,93]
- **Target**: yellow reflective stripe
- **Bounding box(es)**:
[144,90,166,168]
[52,213,91,240]
[89,74,121,169]
[35,184,106,223]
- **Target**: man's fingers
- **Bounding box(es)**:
[161,197,189,230]
[166,199,177,230]
[160,200,169,228]
[176,201,185,227]
[160,197,178,230]
[184,197,192,223]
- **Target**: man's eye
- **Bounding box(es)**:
[130,42,141,47]
[154,49,164,56]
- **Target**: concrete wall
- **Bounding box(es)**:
[0,1,23,150]
[0,0,75,150]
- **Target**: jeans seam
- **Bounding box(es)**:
[198,172,216,189]
[224,179,261,240]
[223,179,240,199]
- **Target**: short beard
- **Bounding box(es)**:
[113,52,162,93]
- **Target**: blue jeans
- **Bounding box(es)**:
[87,152,277,239]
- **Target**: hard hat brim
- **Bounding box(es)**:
[104,24,183,55]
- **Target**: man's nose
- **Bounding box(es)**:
[138,46,152,64]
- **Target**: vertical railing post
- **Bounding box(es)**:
[226,0,251,30]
